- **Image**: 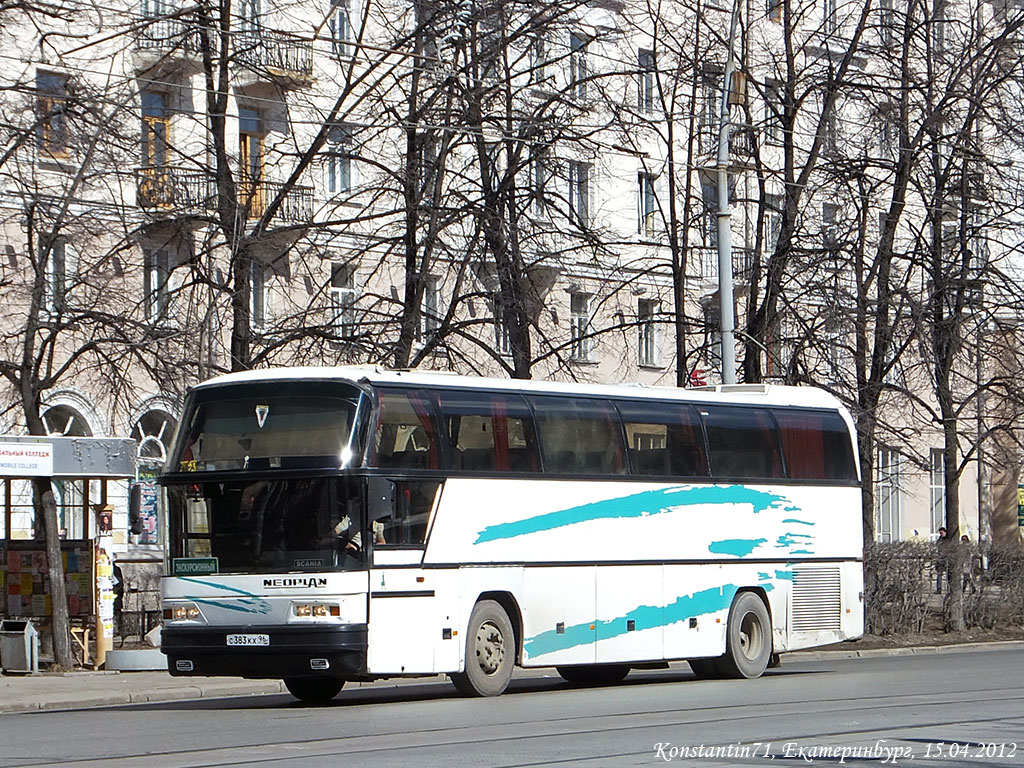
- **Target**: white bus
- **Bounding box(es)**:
[160,367,863,701]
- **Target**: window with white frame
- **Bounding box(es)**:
[638,49,655,114]
[701,180,718,249]
[329,0,353,58]
[700,68,721,153]
[569,32,588,100]
[570,291,592,361]
[930,448,945,535]
[529,33,547,83]
[144,248,171,320]
[330,263,356,337]
[765,193,783,253]
[250,260,267,329]
[420,275,439,339]
[531,153,547,214]
[239,0,260,32]
[324,123,353,196]
[42,238,68,312]
[764,79,783,144]
[568,161,590,226]
[822,201,839,252]
[876,447,902,542]
[493,295,512,356]
[879,0,893,45]
[638,298,658,367]
[638,172,657,237]
[767,0,782,21]
[823,0,837,33]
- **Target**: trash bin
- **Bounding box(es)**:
[0,619,40,674]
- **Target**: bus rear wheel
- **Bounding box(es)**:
[717,592,772,679]
[556,664,631,686]
[283,677,345,703]
[450,600,515,697]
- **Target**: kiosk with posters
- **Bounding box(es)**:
[0,436,137,668]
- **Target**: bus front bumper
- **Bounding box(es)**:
[161,623,368,679]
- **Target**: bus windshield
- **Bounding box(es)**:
[167,477,370,573]
[170,382,362,473]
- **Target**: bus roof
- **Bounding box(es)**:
[190,366,848,412]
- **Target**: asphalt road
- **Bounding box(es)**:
[2,649,1023,768]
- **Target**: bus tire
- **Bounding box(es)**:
[450,600,515,697]
[556,664,630,686]
[687,658,723,679]
[717,592,772,679]
[283,677,345,703]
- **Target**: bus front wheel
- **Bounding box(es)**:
[718,592,772,679]
[450,600,515,697]
[283,676,345,703]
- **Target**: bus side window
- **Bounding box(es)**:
[372,390,440,470]
[439,390,540,473]
[774,408,857,481]
[703,406,783,480]
[531,396,626,476]
[618,400,709,478]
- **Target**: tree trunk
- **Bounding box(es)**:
[34,478,74,670]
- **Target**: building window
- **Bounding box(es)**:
[529,33,546,84]
[764,79,783,144]
[494,295,512,356]
[250,260,266,329]
[420,275,439,339]
[822,201,838,252]
[144,248,170,320]
[879,0,893,46]
[141,92,170,168]
[765,193,783,254]
[638,172,657,237]
[325,124,352,195]
[569,32,588,100]
[330,263,356,337]
[531,154,547,214]
[329,0,353,57]
[876,447,902,542]
[638,49,655,114]
[930,448,945,535]
[42,238,68,312]
[701,180,718,249]
[700,67,721,154]
[823,0,837,33]
[239,108,264,217]
[570,291,592,362]
[568,161,590,227]
[37,71,69,156]
[239,0,260,32]
[638,298,658,367]
[767,0,782,21]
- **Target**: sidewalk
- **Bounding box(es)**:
[3,640,1024,714]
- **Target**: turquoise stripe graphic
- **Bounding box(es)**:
[525,584,740,657]
[181,577,273,615]
[475,485,799,544]
[709,538,768,557]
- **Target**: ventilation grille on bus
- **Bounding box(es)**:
[792,566,842,632]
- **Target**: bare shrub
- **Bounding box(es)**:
[864,542,934,634]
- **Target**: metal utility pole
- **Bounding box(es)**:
[716,0,741,385]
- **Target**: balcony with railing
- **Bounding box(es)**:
[234,30,314,88]
[694,246,755,285]
[136,167,313,223]
[132,17,203,72]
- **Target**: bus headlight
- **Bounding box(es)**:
[292,603,340,619]
[163,603,204,622]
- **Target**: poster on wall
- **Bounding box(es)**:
[0,540,92,617]
[133,464,160,545]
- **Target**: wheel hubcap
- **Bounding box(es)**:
[474,620,505,676]
[739,612,763,661]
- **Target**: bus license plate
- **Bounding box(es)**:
[226,633,270,646]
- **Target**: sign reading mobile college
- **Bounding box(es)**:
[0,442,54,476]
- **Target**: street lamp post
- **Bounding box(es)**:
[716,0,741,385]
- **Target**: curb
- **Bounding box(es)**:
[786,639,1024,661]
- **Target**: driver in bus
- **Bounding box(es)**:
[334,513,386,553]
